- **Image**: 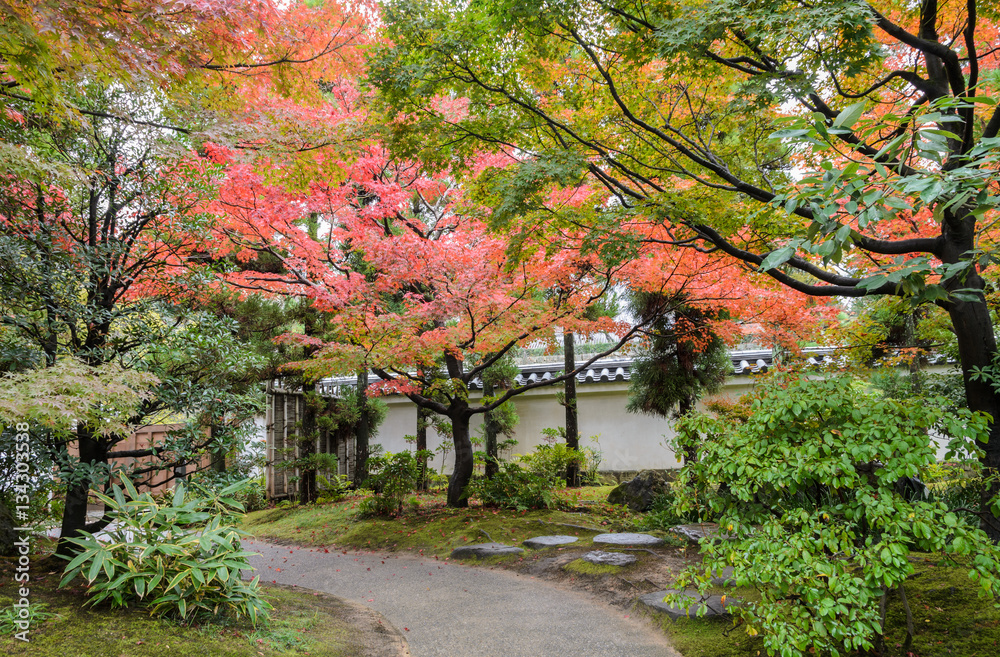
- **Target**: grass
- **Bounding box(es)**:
[242,487,624,558]
[0,556,390,657]
[562,558,629,576]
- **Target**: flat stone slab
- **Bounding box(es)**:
[639,589,739,620]
[450,542,525,560]
[668,523,727,544]
[711,566,735,587]
[582,551,637,567]
[523,535,579,549]
[592,532,664,547]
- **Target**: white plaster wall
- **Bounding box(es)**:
[264,362,964,481]
[372,375,760,474]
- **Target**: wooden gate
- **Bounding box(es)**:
[265,383,354,499]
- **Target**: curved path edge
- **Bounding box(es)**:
[266,581,411,657]
[246,539,679,657]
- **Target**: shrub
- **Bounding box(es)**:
[471,462,556,510]
[518,443,584,481]
[631,485,702,532]
[473,441,591,509]
[580,435,603,485]
[359,450,431,516]
[670,375,1000,657]
[273,451,341,503]
[59,476,270,625]
[316,471,352,503]
[428,472,450,490]
[923,460,986,525]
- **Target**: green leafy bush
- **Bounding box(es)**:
[316,471,352,503]
[518,443,584,480]
[359,450,432,516]
[471,462,556,510]
[922,460,985,525]
[631,485,702,532]
[580,435,603,485]
[670,375,1000,657]
[59,476,270,625]
[473,441,591,509]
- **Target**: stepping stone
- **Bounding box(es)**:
[593,532,664,547]
[582,551,637,567]
[711,566,735,588]
[450,542,525,560]
[523,535,579,549]
[639,589,739,620]
[668,523,727,544]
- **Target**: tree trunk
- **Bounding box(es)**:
[447,408,474,508]
[948,297,1000,541]
[56,426,107,557]
[982,433,1000,543]
[564,330,580,487]
[941,212,1000,542]
[210,424,227,473]
[483,378,500,480]
[298,382,318,504]
[353,369,371,487]
[416,405,430,490]
[0,500,17,557]
[678,394,698,464]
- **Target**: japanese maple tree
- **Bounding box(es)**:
[0,0,369,551]
[374,0,1000,539]
[210,143,634,505]
[212,131,829,504]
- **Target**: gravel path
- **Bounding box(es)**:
[246,540,679,657]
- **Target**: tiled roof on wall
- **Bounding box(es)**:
[484,347,837,390]
[285,347,841,396]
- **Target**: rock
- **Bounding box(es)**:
[523,535,579,549]
[711,566,735,588]
[593,532,664,547]
[668,522,726,545]
[895,475,931,501]
[450,542,525,560]
[639,589,739,620]
[582,551,637,567]
[606,470,669,512]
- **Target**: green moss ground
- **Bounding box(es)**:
[562,558,629,576]
[242,488,622,557]
[655,559,1000,657]
[882,557,1000,656]
[0,559,389,657]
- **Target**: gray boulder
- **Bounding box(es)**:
[606,470,669,511]
[639,589,739,620]
[450,542,525,559]
[593,532,665,547]
[669,522,725,545]
[523,535,579,549]
[582,551,637,567]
